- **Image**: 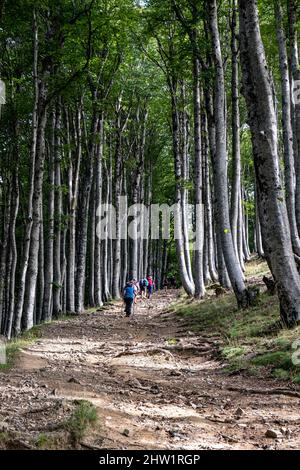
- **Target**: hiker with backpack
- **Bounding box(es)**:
[146,275,154,299]
[123,281,136,317]
[132,279,140,303]
[139,277,148,298]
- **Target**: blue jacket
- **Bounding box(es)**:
[124,285,135,300]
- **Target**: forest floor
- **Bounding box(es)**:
[1,263,300,450]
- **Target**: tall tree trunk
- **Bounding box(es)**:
[202,108,218,282]
[255,185,264,257]
[171,88,195,296]
[94,113,104,307]
[36,208,44,324]
[275,0,300,255]
[230,0,242,259]
[53,103,62,316]
[209,0,249,306]
[204,75,230,288]
[13,10,39,335]
[102,153,111,302]
[88,176,95,307]
[192,52,205,297]
[5,180,18,337]
[42,114,55,321]
[66,106,82,313]
[22,87,48,331]
[239,0,300,325]
[287,0,300,233]
[75,110,97,313]
[180,86,194,286]
[112,99,123,299]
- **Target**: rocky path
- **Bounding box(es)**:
[0,290,300,450]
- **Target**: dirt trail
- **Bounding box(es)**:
[1,290,300,450]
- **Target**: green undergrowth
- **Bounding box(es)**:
[34,400,99,448]
[0,325,43,371]
[64,400,99,444]
[172,259,300,384]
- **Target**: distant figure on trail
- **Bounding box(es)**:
[132,279,140,303]
[146,275,154,299]
[123,281,135,317]
[139,277,148,298]
[163,278,168,292]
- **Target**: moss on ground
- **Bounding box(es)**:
[173,259,300,384]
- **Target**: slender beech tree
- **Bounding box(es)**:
[208,0,250,307]
[239,0,300,324]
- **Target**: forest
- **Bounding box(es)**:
[1,0,300,455]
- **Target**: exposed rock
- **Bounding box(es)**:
[234,407,245,419]
[265,429,281,439]
[68,377,81,385]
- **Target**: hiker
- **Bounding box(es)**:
[132,279,139,303]
[163,277,168,292]
[146,275,154,299]
[123,281,135,317]
[139,277,148,298]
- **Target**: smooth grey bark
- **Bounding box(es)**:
[155,35,195,295]
[239,0,300,324]
[138,174,145,280]
[242,208,250,263]
[203,72,230,288]
[192,53,205,297]
[36,206,44,325]
[144,163,152,277]
[203,225,211,285]
[22,86,48,331]
[180,86,194,286]
[274,0,300,255]
[202,107,218,282]
[112,143,122,297]
[53,103,62,316]
[75,109,97,313]
[121,237,128,289]
[237,194,245,270]
[5,175,19,338]
[13,10,39,335]
[130,107,147,281]
[230,0,242,259]
[88,175,95,307]
[287,0,300,233]
[130,114,140,282]
[237,193,244,266]
[42,114,55,321]
[172,0,205,294]
[255,186,265,257]
[209,0,249,306]
[161,239,168,288]
[66,105,82,313]
[0,192,10,332]
[102,147,111,302]
[171,88,195,296]
[94,114,104,307]
[112,98,127,298]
